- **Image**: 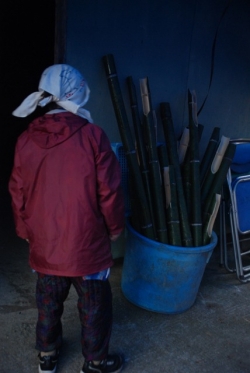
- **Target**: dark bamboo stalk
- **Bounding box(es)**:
[157,143,169,206]
[188,90,202,246]
[167,165,182,246]
[126,76,156,238]
[202,142,236,220]
[202,193,221,245]
[181,144,192,219]
[158,144,182,246]
[201,135,230,205]
[178,127,189,165]
[160,102,193,247]
[102,54,154,239]
[200,127,220,186]
[126,76,148,171]
[140,78,168,243]
[181,123,204,219]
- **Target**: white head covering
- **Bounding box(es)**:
[12,64,93,122]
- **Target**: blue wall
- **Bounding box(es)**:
[64,0,250,155]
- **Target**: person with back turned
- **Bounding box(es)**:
[9,64,125,373]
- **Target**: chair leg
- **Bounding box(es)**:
[220,200,235,273]
[229,202,250,283]
[219,202,224,267]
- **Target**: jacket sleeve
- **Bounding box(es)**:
[8,145,28,239]
[94,129,125,236]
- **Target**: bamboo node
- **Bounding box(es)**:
[141,223,153,229]
[223,156,233,161]
[107,73,117,79]
[125,150,136,155]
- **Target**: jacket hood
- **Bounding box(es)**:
[27,112,88,149]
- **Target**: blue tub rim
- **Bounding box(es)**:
[126,220,218,254]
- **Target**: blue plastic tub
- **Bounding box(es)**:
[121,222,218,314]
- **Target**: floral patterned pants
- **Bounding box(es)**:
[35,273,113,361]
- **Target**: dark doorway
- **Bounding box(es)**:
[1,0,55,232]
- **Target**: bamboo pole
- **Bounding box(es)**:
[158,144,182,246]
[160,102,193,247]
[140,78,168,243]
[180,133,192,219]
[181,123,204,219]
[178,127,189,165]
[126,76,147,171]
[201,135,230,205]
[157,144,170,207]
[188,90,202,246]
[102,54,154,239]
[202,193,221,245]
[126,76,156,238]
[200,127,220,186]
[202,142,236,220]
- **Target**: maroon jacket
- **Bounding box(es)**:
[9,112,125,276]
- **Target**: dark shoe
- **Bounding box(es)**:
[38,351,59,373]
[80,353,123,373]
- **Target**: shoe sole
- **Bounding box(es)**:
[38,364,57,373]
[80,369,122,373]
[80,359,123,373]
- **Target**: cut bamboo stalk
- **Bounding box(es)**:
[202,193,221,245]
[140,78,168,243]
[181,123,204,219]
[211,135,230,173]
[163,167,171,208]
[200,127,220,186]
[178,127,189,164]
[160,102,193,247]
[126,76,156,239]
[167,165,182,246]
[157,144,170,208]
[188,89,202,246]
[201,135,230,205]
[158,144,182,245]
[102,54,154,239]
[202,142,236,220]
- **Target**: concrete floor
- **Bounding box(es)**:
[1,194,250,373]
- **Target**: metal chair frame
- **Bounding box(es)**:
[220,139,250,283]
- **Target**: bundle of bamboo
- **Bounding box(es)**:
[103,54,236,247]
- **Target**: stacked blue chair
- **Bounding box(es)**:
[220,139,250,282]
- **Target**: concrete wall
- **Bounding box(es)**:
[62,0,250,156]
